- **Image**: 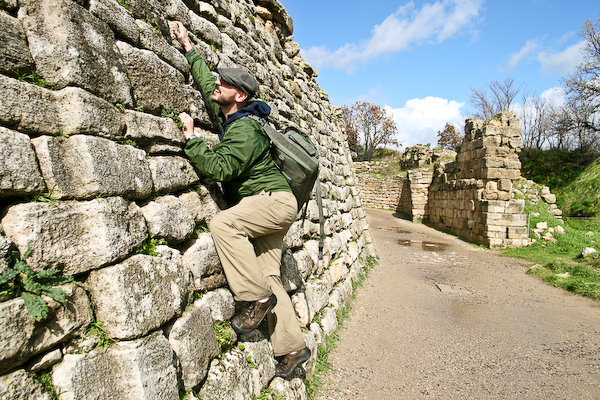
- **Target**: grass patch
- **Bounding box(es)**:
[503,215,600,300]
[527,261,600,299]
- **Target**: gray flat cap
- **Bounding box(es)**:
[217,67,258,98]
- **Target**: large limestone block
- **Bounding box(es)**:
[0,285,92,375]
[136,19,189,76]
[52,331,179,400]
[31,135,153,200]
[89,0,140,44]
[166,300,220,389]
[0,76,125,137]
[85,254,193,340]
[197,349,254,400]
[0,127,46,197]
[140,195,195,243]
[0,75,61,135]
[238,330,275,395]
[182,232,223,288]
[196,288,235,323]
[1,197,147,275]
[52,87,126,137]
[148,155,200,193]
[123,109,185,145]
[0,369,52,400]
[0,12,34,74]
[116,40,188,115]
[178,185,223,225]
[18,0,133,105]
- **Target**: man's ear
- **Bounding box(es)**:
[235,90,249,104]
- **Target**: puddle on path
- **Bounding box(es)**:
[375,226,411,234]
[397,239,449,252]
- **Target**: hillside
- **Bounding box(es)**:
[559,156,600,217]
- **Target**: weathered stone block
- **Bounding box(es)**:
[1,197,147,274]
[53,87,126,137]
[136,19,189,76]
[0,369,52,400]
[0,77,125,137]
[197,288,235,323]
[32,135,153,200]
[19,0,133,105]
[178,186,222,225]
[197,349,253,400]
[182,233,223,288]
[148,155,200,193]
[0,285,91,375]
[0,12,34,75]
[52,331,179,400]
[123,110,185,145]
[0,127,46,198]
[140,195,195,243]
[89,0,140,43]
[166,300,220,390]
[85,254,193,340]
[116,40,192,115]
[238,330,275,395]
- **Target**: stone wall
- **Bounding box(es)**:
[427,112,528,248]
[354,112,530,247]
[0,1,375,399]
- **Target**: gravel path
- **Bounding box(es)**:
[317,208,600,400]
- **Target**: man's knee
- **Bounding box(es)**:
[209,213,228,235]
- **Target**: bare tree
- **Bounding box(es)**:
[519,89,553,150]
[469,77,523,120]
[341,101,400,161]
[562,17,600,151]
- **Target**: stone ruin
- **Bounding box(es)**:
[356,111,561,249]
[0,0,375,399]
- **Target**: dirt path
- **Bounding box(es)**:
[317,208,600,400]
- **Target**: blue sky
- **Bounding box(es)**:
[282,0,600,148]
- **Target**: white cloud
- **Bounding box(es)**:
[302,0,484,72]
[504,39,540,72]
[386,96,466,148]
[537,40,586,75]
[504,38,585,75]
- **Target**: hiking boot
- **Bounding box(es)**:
[231,295,277,334]
[275,347,312,379]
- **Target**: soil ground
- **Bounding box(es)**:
[317,208,600,400]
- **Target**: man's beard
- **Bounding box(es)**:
[212,90,236,106]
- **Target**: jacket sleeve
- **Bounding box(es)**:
[185,49,223,124]
[184,120,267,182]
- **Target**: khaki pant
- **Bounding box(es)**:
[209,191,306,356]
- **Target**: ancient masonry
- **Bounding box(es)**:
[0,1,376,399]
[356,112,561,249]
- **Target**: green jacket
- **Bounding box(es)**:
[183,50,292,205]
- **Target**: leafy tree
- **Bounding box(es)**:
[437,123,463,151]
[469,77,522,120]
[341,101,400,161]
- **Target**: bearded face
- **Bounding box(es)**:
[211,79,247,106]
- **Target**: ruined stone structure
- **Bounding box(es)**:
[0,1,376,399]
[355,112,531,248]
[427,112,528,248]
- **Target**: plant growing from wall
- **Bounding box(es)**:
[214,321,236,357]
[0,249,74,321]
[135,233,168,256]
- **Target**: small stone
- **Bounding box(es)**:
[581,247,597,257]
